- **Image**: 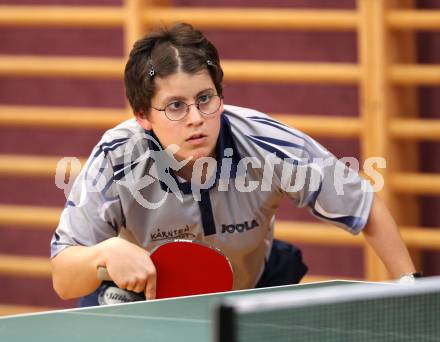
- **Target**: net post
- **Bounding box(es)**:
[215,301,237,342]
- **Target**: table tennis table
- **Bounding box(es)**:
[0,279,439,342]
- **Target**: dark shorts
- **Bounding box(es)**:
[78,239,308,307]
[255,239,308,288]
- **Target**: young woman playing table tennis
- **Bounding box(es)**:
[50,23,418,306]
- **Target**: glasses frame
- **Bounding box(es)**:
[151,94,224,121]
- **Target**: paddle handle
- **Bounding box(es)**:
[97,266,112,281]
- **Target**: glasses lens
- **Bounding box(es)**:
[165,101,188,121]
[198,95,221,115]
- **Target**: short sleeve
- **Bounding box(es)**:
[273,128,374,234]
[50,137,124,258]
[226,107,374,235]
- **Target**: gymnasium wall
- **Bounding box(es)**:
[0,0,439,310]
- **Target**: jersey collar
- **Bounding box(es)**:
[145,111,241,195]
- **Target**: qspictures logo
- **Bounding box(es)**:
[54,132,386,210]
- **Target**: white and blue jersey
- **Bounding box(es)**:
[51,105,373,290]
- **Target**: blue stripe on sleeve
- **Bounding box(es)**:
[250,135,307,151]
[311,208,365,233]
[248,116,305,141]
[248,115,289,128]
[247,136,298,164]
[248,116,328,156]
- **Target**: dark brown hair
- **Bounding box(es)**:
[124,23,223,116]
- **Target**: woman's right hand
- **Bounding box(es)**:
[97,237,157,300]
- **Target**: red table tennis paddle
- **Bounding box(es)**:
[97,239,234,300]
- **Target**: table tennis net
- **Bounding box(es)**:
[215,278,440,342]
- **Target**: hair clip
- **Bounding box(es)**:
[207,60,215,67]
[149,67,155,78]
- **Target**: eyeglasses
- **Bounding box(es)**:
[151,94,223,121]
